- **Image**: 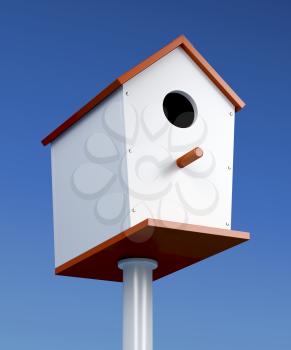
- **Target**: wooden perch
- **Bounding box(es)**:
[176,147,203,168]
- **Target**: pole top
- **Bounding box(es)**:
[118,258,158,271]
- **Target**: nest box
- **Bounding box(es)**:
[42,36,249,282]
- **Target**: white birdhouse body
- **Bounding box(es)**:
[47,38,243,269]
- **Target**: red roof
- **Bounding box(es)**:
[42,35,245,146]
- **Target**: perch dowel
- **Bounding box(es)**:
[176,147,203,168]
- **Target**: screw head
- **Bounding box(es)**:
[229,111,233,116]
[131,208,136,213]
[226,222,230,227]
[227,166,232,170]
[126,91,129,96]
[128,148,133,153]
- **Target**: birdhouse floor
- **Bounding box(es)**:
[55,219,250,282]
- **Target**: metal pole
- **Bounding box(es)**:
[118,258,158,350]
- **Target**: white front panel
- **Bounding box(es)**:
[51,89,130,267]
[123,47,235,229]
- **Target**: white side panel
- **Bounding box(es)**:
[123,47,235,229]
[51,89,130,267]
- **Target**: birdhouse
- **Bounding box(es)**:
[42,36,249,282]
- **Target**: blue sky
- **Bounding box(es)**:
[0,0,291,349]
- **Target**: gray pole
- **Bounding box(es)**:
[118,258,158,350]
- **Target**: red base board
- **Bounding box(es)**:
[55,219,250,282]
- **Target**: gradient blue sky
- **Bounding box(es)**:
[1,0,291,349]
